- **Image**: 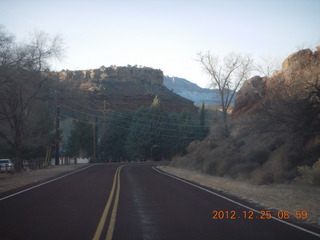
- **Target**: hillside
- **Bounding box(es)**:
[55,67,227,109]
[163,76,222,105]
[52,66,197,113]
[172,48,320,185]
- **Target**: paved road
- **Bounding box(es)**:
[0,163,319,240]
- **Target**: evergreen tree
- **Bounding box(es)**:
[126,107,204,160]
[199,102,209,139]
[200,102,205,127]
[126,95,176,161]
[126,107,159,161]
[106,111,133,162]
[151,95,161,109]
[67,119,93,158]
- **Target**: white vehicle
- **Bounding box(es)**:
[0,159,14,172]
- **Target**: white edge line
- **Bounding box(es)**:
[153,166,320,238]
[0,164,98,201]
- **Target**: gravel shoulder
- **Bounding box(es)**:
[158,165,320,229]
[0,164,89,193]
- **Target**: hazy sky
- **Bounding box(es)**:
[1,0,319,87]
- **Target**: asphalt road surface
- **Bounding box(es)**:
[0,163,319,240]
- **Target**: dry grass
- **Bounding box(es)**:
[158,165,320,228]
[0,164,89,193]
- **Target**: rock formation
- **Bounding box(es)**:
[232,76,267,117]
[173,48,320,184]
[52,66,197,113]
[56,65,164,84]
[233,48,320,117]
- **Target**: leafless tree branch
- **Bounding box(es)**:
[197,51,253,133]
[0,26,64,170]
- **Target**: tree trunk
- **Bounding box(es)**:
[13,115,24,171]
[13,141,23,171]
[222,108,229,135]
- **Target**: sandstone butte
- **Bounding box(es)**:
[50,65,197,114]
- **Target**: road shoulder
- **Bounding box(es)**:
[157,165,320,230]
[0,164,90,194]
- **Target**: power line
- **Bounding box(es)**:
[55,92,60,165]
[59,98,204,129]
[53,89,209,138]
[60,109,207,139]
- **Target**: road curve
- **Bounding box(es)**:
[0,162,319,240]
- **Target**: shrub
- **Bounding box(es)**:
[247,149,270,164]
[186,140,201,153]
[250,168,274,185]
[268,138,285,151]
[228,162,260,180]
[295,159,320,185]
[233,139,246,148]
[286,152,306,169]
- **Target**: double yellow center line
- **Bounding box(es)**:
[93,165,124,240]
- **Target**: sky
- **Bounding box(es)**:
[1,0,319,88]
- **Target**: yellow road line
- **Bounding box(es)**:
[92,166,123,240]
[105,165,122,240]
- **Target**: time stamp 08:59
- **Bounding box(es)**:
[212,210,309,220]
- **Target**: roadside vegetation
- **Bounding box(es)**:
[105,97,208,162]
[0,26,208,169]
[0,26,64,171]
[173,48,320,186]
[1,21,319,187]
[63,98,209,162]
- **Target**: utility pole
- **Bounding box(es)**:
[92,117,98,162]
[102,100,107,162]
[55,92,60,165]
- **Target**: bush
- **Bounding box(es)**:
[247,149,270,164]
[250,168,274,185]
[228,162,260,180]
[186,140,201,153]
[268,138,285,151]
[295,159,320,185]
[233,139,246,148]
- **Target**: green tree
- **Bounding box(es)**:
[106,111,133,162]
[175,111,199,153]
[126,107,157,161]
[126,99,176,161]
[151,95,161,109]
[199,102,209,139]
[67,119,93,158]
[200,102,205,127]
[121,97,209,161]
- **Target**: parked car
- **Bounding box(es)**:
[0,159,14,172]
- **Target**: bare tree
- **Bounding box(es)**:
[26,29,64,71]
[254,56,281,77]
[0,26,64,171]
[197,51,252,133]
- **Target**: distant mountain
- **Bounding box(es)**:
[163,76,222,105]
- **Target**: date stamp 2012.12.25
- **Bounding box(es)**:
[212,210,309,220]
